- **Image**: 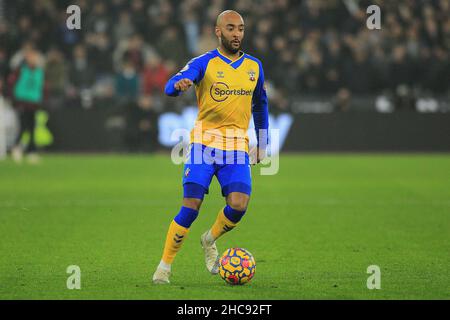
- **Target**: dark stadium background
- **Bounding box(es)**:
[0,0,449,302]
[0,0,448,154]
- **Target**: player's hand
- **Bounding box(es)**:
[249,146,266,165]
[174,78,193,92]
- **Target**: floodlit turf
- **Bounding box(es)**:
[0,153,449,300]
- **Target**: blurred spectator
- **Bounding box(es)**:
[196,24,216,55]
[115,59,140,103]
[86,32,113,77]
[8,47,45,162]
[67,44,95,107]
[113,33,158,74]
[45,47,67,109]
[85,1,111,35]
[114,11,135,43]
[10,41,44,70]
[323,38,344,93]
[388,45,411,92]
[157,26,187,68]
[333,88,353,112]
[344,49,373,94]
[121,34,146,71]
[182,9,200,55]
[142,56,170,95]
[393,84,416,111]
[129,0,149,36]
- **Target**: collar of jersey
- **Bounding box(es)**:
[215,48,246,69]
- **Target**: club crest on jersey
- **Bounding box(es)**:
[217,71,224,79]
[248,70,256,81]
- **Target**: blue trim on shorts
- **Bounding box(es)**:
[221,182,252,197]
[183,182,208,199]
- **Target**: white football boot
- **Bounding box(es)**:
[200,231,220,274]
[11,146,23,163]
[152,267,171,284]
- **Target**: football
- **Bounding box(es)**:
[218,248,256,285]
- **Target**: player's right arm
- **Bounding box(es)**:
[164,56,205,97]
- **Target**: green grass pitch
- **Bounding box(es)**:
[0,153,449,299]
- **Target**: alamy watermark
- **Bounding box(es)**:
[367,265,381,289]
[66,5,81,30]
[66,265,81,290]
[366,5,381,30]
[169,123,279,175]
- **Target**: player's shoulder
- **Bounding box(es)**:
[187,50,218,67]
[244,53,264,69]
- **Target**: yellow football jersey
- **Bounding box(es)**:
[165,48,268,152]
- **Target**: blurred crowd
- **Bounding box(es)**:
[0,0,449,115]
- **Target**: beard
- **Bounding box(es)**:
[221,36,242,54]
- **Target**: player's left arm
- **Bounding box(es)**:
[164,56,205,97]
[251,60,269,164]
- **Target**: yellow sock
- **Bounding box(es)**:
[161,220,190,265]
[210,208,238,241]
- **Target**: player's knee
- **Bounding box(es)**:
[224,193,249,223]
[228,201,247,212]
[226,193,249,212]
[224,193,250,223]
[182,198,203,211]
